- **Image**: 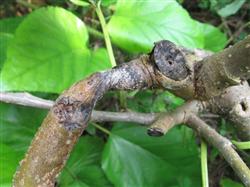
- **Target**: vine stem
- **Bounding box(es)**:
[95,2,116,67]
[201,139,209,187]
[91,123,111,135]
[232,140,250,150]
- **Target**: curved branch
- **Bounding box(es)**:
[187,114,250,187]
[195,35,250,99]
[147,100,205,136]
[13,56,157,187]
[208,82,250,140]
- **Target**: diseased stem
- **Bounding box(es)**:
[187,114,250,187]
[95,2,116,67]
[201,139,209,187]
[13,56,156,187]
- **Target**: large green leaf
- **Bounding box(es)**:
[59,136,112,187]
[199,22,227,52]
[0,7,111,93]
[107,0,204,53]
[102,124,201,187]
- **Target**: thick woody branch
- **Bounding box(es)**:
[208,82,250,140]
[187,114,250,187]
[195,35,250,99]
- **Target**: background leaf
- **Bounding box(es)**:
[70,0,90,7]
[0,34,13,69]
[217,0,246,17]
[220,178,244,187]
[199,22,227,52]
[0,143,20,185]
[0,7,111,93]
[102,124,201,187]
[0,103,47,185]
[59,136,112,187]
[0,17,23,34]
[0,17,24,68]
[107,0,204,53]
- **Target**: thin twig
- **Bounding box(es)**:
[188,114,250,187]
[0,92,156,125]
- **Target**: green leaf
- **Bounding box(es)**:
[59,136,112,187]
[217,0,246,17]
[199,22,227,52]
[0,16,23,34]
[107,0,204,53]
[127,90,184,113]
[220,178,244,187]
[0,33,13,69]
[102,124,201,187]
[101,0,117,6]
[70,0,90,6]
[0,103,47,154]
[0,7,111,93]
[0,143,20,184]
[0,103,47,184]
[0,16,24,69]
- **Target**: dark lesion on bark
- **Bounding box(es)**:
[53,96,92,131]
[150,40,190,81]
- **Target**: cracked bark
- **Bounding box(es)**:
[12,37,250,186]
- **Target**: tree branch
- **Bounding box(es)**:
[0,92,156,125]
[187,114,250,187]
[147,100,205,136]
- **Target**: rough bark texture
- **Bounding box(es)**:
[13,57,156,187]
[12,36,250,186]
[194,35,250,100]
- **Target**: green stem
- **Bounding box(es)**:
[92,123,111,135]
[232,140,250,150]
[87,26,104,39]
[119,91,127,109]
[95,2,116,67]
[201,139,209,187]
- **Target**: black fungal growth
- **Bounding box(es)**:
[147,127,164,137]
[53,96,92,131]
[150,40,189,81]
